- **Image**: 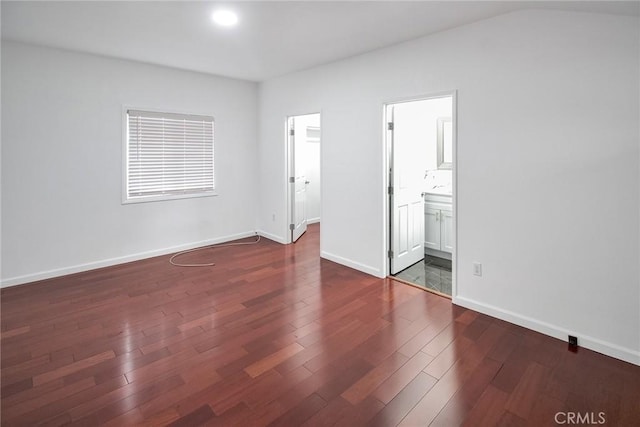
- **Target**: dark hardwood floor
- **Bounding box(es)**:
[2,224,639,426]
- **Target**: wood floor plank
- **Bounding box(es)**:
[242,365,312,410]
[430,357,503,426]
[3,376,128,426]
[267,392,327,427]
[302,317,389,373]
[2,224,639,426]
[166,404,215,427]
[32,350,116,386]
[1,325,31,340]
[315,358,373,402]
[69,374,185,426]
[332,395,385,427]
[423,334,474,379]
[66,374,181,421]
[372,350,434,404]
[137,361,222,419]
[398,324,507,427]
[462,385,510,427]
[2,376,96,423]
[398,319,449,358]
[244,342,304,378]
[101,408,144,427]
[0,377,33,399]
[341,351,409,405]
[299,396,351,427]
[368,372,437,427]
[211,369,282,415]
[166,370,251,418]
[206,402,253,427]
[505,361,552,419]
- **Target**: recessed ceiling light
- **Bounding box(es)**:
[212,10,238,27]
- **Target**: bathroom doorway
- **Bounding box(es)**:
[385,93,455,297]
[287,113,321,243]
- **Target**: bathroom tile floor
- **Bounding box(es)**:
[394,255,452,296]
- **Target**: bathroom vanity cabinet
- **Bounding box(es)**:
[424,193,453,259]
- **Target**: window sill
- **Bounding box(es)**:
[122,191,218,205]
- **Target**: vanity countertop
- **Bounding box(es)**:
[424,186,452,197]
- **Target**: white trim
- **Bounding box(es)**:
[321,250,384,279]
[257,230,287,244]
[307,217,320,225]
[122,191,218,205]
[454,296,640,366]
[284,116,293,243]
[382,90,458,106]
[0,231,256,288]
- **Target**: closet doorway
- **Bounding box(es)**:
[287,113,321,243]
[385,94,456,297]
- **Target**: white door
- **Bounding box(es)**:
[389,104,426,274]
[290,117,307,242]
[424,207,441,251]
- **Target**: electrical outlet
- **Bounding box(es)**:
[473,262,482,277]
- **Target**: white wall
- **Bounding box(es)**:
[1,41,259,285]
[258,10,640,364]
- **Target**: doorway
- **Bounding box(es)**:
[287,113,321,243]
[385,94,455,297]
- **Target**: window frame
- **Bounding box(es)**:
[121,106,217,204]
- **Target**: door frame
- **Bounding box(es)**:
[383,90,458,297]
[285,111,322,244]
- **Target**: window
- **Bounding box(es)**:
[124,109,215,203]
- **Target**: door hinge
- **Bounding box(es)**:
[289,177,295,183]
[289,128,295,136]
[289,224,295,231]
[388,186,394,195]
[387,122,394,131]
[388,250,394,258]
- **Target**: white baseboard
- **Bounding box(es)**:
[307,218,320,225]
[320,250,384,278]
[257,230,287,244]
[453,295,640,366]
[0,231,258,288]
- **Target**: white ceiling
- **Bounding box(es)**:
[2,1,638,82]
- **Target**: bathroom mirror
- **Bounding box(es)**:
[437,117,452,170]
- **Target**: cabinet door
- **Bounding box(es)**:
[424,207,441,250]
[441,209,454,253]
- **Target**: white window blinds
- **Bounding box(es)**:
[126,110,214,202]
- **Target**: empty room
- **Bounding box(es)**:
[1,1,639,426]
